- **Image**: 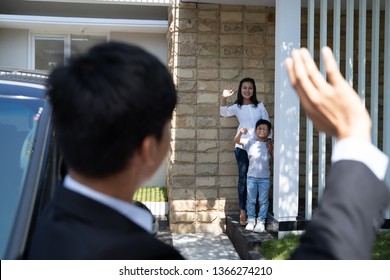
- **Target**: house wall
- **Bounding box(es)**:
[0,28,169,187]
[110,32,168,64]
[1,1,386,233]
[0,29,29,68]
[167,1,275,233]
[167,2,387,234]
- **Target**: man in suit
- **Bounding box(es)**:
[27,42,184,259]
[285,46,390,259]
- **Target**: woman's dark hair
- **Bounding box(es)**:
[234,77,259,107]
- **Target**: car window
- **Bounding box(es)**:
[0,97,45,257]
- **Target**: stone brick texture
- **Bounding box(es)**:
[167,1,385,233]
[168,1,275,233]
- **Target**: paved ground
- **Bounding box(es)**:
[156,218,241,260]
[172,233,240,260]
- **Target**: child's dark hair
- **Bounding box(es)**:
[256,119,272,131]
[234,77,259,107]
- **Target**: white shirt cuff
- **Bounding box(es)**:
[332,137,389,180]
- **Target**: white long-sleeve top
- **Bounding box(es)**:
[220,103,271,149]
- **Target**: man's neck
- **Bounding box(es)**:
[68,169,137,203]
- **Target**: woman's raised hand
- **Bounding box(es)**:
[222,85,235,98]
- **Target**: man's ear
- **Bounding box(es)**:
[126,136,158,188]
[138,135,158,167]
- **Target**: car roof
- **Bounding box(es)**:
[0,68,48,99]
[0,68,48,85]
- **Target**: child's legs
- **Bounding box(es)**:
[246,176,259,219]
[258,178,270,221]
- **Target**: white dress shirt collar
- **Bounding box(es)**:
[332,137,389,180]
[63,175,153,233]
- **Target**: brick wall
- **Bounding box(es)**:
[167,1,386,233]
[167,1,275,233]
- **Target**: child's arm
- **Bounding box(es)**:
[234,128,248,146]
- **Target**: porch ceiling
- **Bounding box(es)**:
[24,0,172,6]
[180,0,275,5]
[180,0,385,10]
[0,14,168,34]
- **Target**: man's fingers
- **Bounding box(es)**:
[299,48,330,94]
[285,57,295,84]
[285,46,371,140]
[286,56,306,101]
[285,49,331,131]
[321,46,344,87]
[291,49,320,95]
[285,54,313,111]
[288,49,322,111]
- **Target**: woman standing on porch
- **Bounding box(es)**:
[220,77,272,226]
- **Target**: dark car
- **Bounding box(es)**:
[0,69,62,259]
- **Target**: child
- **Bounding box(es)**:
[234,119,273,232]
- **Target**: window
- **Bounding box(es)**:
[32,35,107,71]
[34,36,65,71]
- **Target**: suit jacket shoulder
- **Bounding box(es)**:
[27,186,184,260]
[291,160,390,259]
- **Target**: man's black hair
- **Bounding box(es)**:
[47,41,177,177]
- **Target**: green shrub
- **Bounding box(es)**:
[260,231,390,260]
[260,233,300,260]
[133,186,168,202]
[372,231,390,260]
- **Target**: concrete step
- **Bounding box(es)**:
[155,216,174,246]
[142,201,168,217]
[226,215,275,260]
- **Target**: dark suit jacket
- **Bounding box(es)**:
[291,160,390,259]
[26,186,184,260]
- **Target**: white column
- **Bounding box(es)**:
[305,0,315,220]
[318,0,327,202]
[371,0,380,147]
[358,0,367,104]
[273,0,300,222]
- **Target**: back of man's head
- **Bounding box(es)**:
[47,41,177,178]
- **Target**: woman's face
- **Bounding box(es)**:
[240,81,254,103]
